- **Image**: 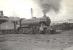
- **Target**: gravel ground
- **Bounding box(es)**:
[0,30,73,50]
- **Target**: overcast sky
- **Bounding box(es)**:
[0,0,73,22]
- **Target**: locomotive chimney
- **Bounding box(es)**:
[0,11,4,17]
[42,10,47,17]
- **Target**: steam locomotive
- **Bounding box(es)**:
[17,14,51,34]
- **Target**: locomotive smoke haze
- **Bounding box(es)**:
[32,0,61,14]
[32,0,62,21]
[33,0,73,22]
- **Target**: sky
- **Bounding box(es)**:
[0,0,34,18]
[0,0,43,19]
[0,0,60,18]
[0,0,73,22]
[56,0,73,22]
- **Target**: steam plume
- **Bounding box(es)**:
[32,0,61,14]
